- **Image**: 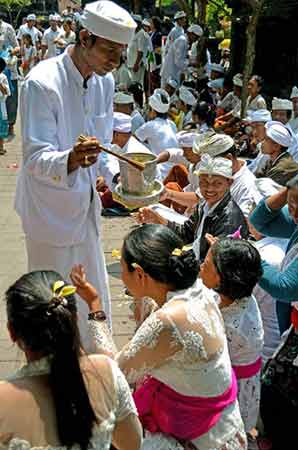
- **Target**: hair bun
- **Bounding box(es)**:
[169,250,199,283]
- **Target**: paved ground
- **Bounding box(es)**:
[0,117,135,377]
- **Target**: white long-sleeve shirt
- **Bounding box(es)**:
[15,48,114,246]
[161,34,188,85]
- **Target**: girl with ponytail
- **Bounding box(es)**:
[0,270,142,450]
[70,224,247,450]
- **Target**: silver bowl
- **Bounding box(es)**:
[119,152,157,196]
[113,180,164,209]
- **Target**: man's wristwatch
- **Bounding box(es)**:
[88,310,107,321]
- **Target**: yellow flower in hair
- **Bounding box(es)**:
[172,248,182,256]
[112,249,121,259]
[52,281,76,297]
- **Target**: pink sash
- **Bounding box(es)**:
[233,357,262,380]
[133,371,238,441]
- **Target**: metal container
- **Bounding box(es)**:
[119,152,158,196]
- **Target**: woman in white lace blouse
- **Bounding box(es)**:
[200,238,264,435]
[71,224,247,450]
[0,271,142,450]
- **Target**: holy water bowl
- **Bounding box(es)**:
[119,152,157,196]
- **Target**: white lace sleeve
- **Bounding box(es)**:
[110,360,138,421]
[88,320,117,357]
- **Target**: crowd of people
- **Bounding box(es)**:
[0,2,298,450]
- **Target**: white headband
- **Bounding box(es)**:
[149,88,170,113]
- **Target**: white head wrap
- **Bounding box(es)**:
[244,109,272,123]
[80,1,137,45]
[255,178,283,198]
[207,63,225,74]
[113,91,134,104]
[233,73,243,87]
[193,132,234,156]
[27,14,36,21]
[149,88,170,113]
[113,112,132,133]
[195,154,233,179]
[290,86,298,99]
[142,18,151,27]
[166,78,178,89]
[207,78,224,90]
[265,121,293,147]
[179,86,196,106]
[132,14,142,23]
[272,97,293,111]
[177,131,198,148]
[187,24,203,37]
[174,11,186,20]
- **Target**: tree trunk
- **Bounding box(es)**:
[133,0,141,14]
[240,0,265,118]
[196,0,207,24]
[176,0,192,17]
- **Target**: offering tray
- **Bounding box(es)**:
[113,180,164,209]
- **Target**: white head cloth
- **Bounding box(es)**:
[207,78,224,90]
[80,1,137,45]
[193,132,234,156]
[196,154,233,179]
[265,120,293,147]
[166,78,178,89]
[187,24,203,37]
[208,63,225,74]
[149,88,170,113]
[132,14,142,23]
[113,91,134,104]
[142,19,151,27]
[179,86,196,106]
[233,73,243,87]
[177,131,198,148]
[245,109,272,123]
[174,11,186,20]
[27,14,36,21]
[290,86,298,99]
[272,97,293,111]
[113,112,132,133]
[255,178,284,198]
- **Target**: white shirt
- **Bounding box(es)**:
[131,109,145,133]
[42,27,61,58]
[165,24,184,53]
[0,72,10,119]
[161,34,188,85]
[135,117,178,178]
[253,237,288,362]
[23,45,37,69]
[0,20,18,49]
[127,28,149,67]
[57,29,76,47]
[230,161,263,217]
[15,48,114,246]
[17,24,41,46]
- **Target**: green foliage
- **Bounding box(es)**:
[0,0,32,27]
[206,0,231,34]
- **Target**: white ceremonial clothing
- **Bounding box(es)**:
[113,63,132,90]
[165,24,184,53]
[230,161,263,217]
[15,48,114,348]
[248,144,269,174]
[17,24,41,46]
[0,20,18,49]
[127,28,148,85]
[0,72,10,119]
[218,91,240,113]
[160,34,188,87]
[167,147,201,192]
[288,116,298,134]
[253,237,288,363]
[131,108,145,133]
[221,295,264,432]
[42,27,61,58]
[135,117,178,178]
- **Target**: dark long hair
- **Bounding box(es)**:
[5,271,97,450]
[192,101,216,126]
[123,224,199,290]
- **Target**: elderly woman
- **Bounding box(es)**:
[137,155,249,263]
[71,224,247,450]
[250,174,298,334]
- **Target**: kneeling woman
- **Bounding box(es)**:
[71,224,247,450]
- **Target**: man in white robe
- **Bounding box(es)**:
[15,0,136,350]
[164,11,186,54]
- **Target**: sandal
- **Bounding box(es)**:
[0,147,6,155]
